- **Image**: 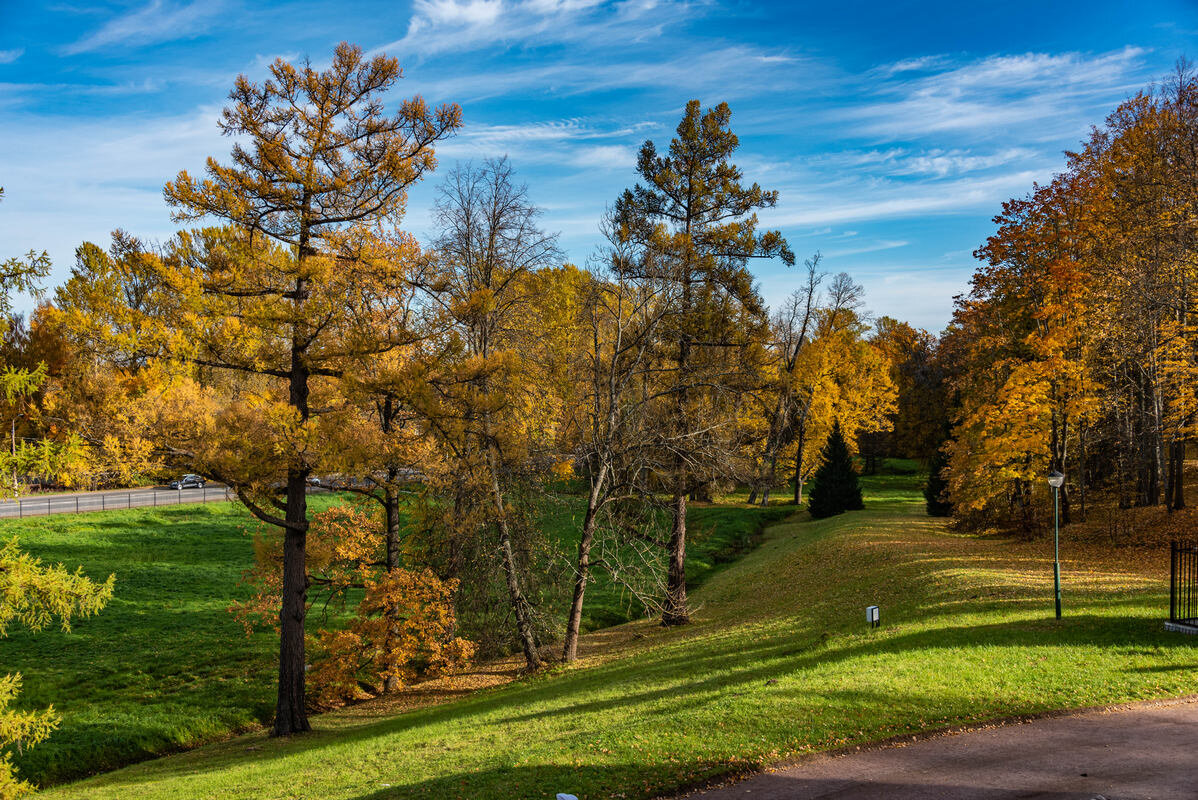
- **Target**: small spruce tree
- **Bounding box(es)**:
[924,445,953,517]
[807,420,864,519]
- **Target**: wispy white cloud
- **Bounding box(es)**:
[569,144,637,169]
[804,146,1039,178]
[843,47,1151,138]
[0,78,167,109]
[821,239,909,258]
[412,44,804,103]
[9,0,1184,334]
[0,49,24,64]
[736,47,1157,253]
[764,169,1044,227]
[435,117,650,170]
[883,147,1036,177]
[753,264,971,331]
[450,118,655,145]
[61,0,224,55]
[378,0,696,58]
[0,105,227,284]
[874,54,951,76]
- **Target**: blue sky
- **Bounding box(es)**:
[2,0,1196,331]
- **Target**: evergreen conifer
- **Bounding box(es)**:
[807,420,864,519]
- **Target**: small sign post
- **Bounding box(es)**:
[866,605,880,629]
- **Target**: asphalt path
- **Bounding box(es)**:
[680,698,1198,800]
[0,484,233,518]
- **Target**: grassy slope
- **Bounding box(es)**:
[0,503,278,785]
[41,472,1197,800]
[0,495,784,786]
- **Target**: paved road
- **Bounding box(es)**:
[0,485,234,518]
[682,699,1198,800]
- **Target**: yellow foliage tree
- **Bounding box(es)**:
[55,44,459,735]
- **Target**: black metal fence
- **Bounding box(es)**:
[1169,539,1198,628]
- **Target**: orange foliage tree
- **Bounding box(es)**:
[946,63,1198,533]
[235,504,473,707]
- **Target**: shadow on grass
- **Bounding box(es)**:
[65,606,1195,797]
[489,611,1196,727]
[344,763,731,800]
[37,482,1195,798]
[1127,662,1198,673]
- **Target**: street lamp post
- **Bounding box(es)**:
[1047,470,1065,619]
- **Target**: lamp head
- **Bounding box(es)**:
[1047,471,1065,489]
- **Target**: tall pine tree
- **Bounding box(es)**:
[613,100,792,625]
[807,420,864,519]
[162,44,459,735]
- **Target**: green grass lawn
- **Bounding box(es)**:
[0,492,786,787]
[35,470,1197,800]
[0,502,279,786]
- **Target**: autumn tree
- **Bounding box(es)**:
[951,175,1098,531]
[614,100,793,625]
[0,190,50,342]
[233,504,473,707]
[776,275,896,505]
[410,158,561,670]
[870,317,947,462]
[561,215,676,661]
[0,541,113,799]
[1086,65,1198,512]
[945,62,1198,534]
[746,255,823,506]
[59,45,461,735]
[0,191,67,491]
[924,446,952,517]
[0,310,73,454]
[311,227,437,690]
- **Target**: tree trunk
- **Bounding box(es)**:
[381,400,403,573]
[793,449,801,505]
[1168,439,1186,511]
[384,484,401,570]
[486,447,541,670]
[1175,440,1186,510]
[562,468,605,662]
[273,272,312,737]
[382,482,402,694]
[762,452,778,507]
[793,423,806,505]
[1141,378,1161,506]
[273,468,311,736]
[663,244,692,627]
[1078,425,1088,522]
[662,488,689,626]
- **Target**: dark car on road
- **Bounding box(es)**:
[169,474,206,490]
